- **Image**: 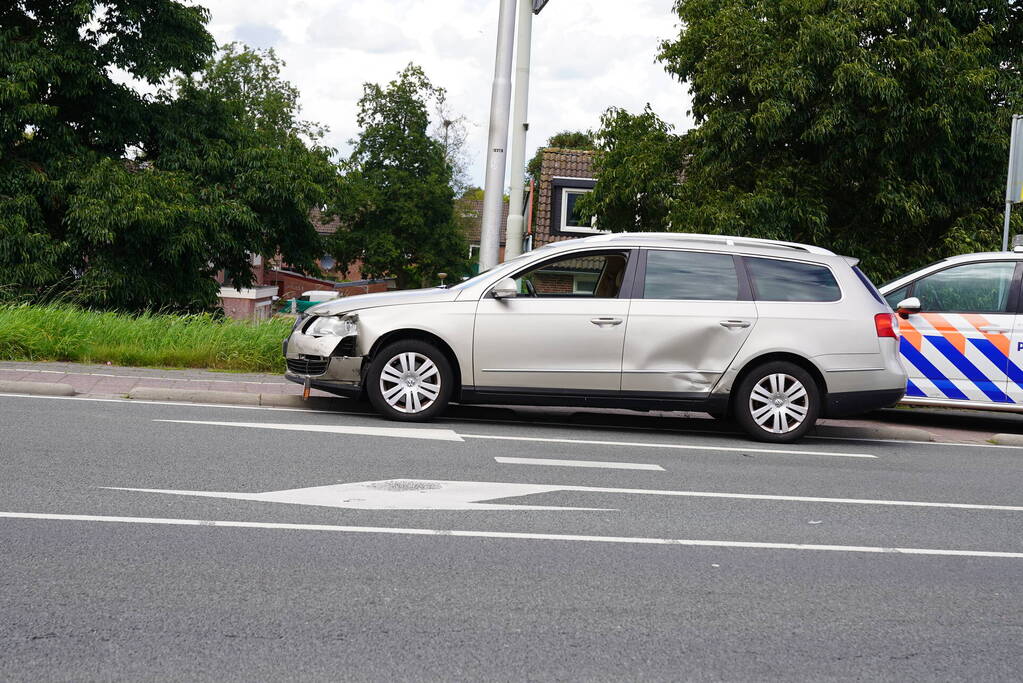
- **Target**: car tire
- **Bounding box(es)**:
[366,340,454,422]
[733,361,820,443]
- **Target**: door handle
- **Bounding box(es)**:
[980,325,1011,334]
[719,320,752,329]
[590,317,623,327]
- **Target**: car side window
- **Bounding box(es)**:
[912,261,1015,313]
[643,250,739,300]
[745,257,841,302]
[515,251,630,298]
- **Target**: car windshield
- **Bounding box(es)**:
[446,248,552,290]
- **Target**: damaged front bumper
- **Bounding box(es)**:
[282,329,365,399]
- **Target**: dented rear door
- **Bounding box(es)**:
[621,249,757,397]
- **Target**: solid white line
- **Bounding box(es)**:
[494,457,665,471]
[153,419,465,442]
[1,511,1020,559]
[5,393,1023,452]
[463,433,876,458]
[555,485,1023,513]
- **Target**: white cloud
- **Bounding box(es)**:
[197,0,694,185]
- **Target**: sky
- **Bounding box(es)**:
[198,0,695,187]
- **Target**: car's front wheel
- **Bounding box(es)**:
[366,340,453,422]
[734,361,820,443]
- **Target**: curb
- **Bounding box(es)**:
[989,433,1023,447]
[126,387,350,411]
[0,380,76,397]
[128,387,259,405]
[814,423,935,443]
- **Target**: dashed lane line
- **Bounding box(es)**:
[495,457,665,471]
[461,433,875,458]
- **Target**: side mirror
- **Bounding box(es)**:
[491,277,519,300]
[896,296,921,319]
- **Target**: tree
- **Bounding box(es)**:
[327,65,469,289]
[0,4,333,311]
[577,106,686,233]
[431,93,472,196]
[657,0,1023,282]
[189,42,327,144]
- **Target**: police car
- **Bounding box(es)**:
[880,250,1023,411]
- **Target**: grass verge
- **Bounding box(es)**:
[0,303,292,373]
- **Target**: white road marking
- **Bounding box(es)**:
[105,478,1023,514]
[495,456,665,471]
[2,511,1022,559]
[462,433,876,458]
[5,392,1023,452]
[104,479,603,511]
[153,419,464,442]
[156,418,873,458]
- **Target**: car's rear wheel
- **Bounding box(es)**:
[734,361,820,443]
[366,340,453,422]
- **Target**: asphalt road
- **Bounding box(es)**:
[2,393,1022,681]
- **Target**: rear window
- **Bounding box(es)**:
[746,257,841,302]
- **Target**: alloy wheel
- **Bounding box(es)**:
[378,351,442,414]
[748,372,809,434]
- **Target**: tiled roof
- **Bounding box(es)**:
[309,207,341,236]
[535,149,596,247]
[456,198,509,245]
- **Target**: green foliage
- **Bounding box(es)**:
[328,65,469,289]
[0,5,334,311]
[577,106,687,233]
[188,42,327,143]
[655,0,1023,282]
[0,303,292,372]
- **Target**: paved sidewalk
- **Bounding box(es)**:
[3,360,1023,445]
[0,360,334,398]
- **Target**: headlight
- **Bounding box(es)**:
[305,314,358,337]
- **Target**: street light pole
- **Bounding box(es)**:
[479,0,517,272]
[504,0,534,260]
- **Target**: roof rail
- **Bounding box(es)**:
[596,232,835,255]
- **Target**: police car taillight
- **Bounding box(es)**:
[874,312,898,338]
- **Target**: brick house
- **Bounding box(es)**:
[217,208,392,320]
[526,148,607,293]
[532,148,601,248]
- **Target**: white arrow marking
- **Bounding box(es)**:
[103,479,606,511]
[495,457,665,471]
[103,478,1023,513]
[153,420,464,442]
[3,512,1023,559]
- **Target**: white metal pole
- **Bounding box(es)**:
[479,0,517,271]
[504,0,533,261]
[1003,115,1021,251]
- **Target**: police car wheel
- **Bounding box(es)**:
[366,340,453,422]
[734,361,820,443]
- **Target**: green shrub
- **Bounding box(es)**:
[0,304,292,373]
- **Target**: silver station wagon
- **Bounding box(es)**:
[283,233,906,442]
